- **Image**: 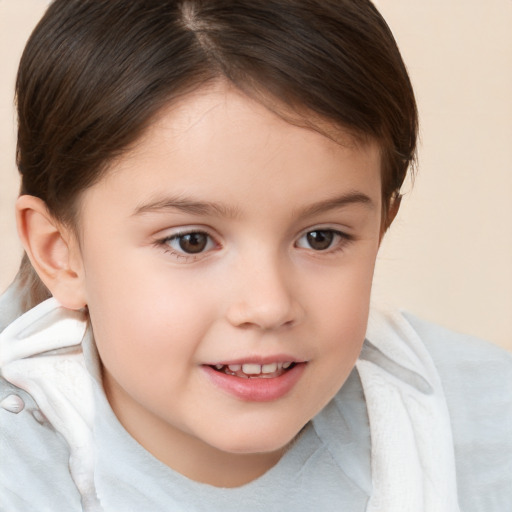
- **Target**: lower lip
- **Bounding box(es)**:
[201,363,306,402]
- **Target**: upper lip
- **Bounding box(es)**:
[204,354,307,366]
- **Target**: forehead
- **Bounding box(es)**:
[136,82,375,160]
[80,83,382,220]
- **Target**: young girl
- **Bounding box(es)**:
[1,1,510,511]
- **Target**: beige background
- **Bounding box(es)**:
[1,0,511,350]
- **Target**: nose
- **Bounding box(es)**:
[225,254,303,331]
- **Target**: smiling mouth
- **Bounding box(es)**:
[209,362,296,379]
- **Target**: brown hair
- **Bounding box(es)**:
[15,0,418,310]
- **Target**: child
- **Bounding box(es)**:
[0,1,510,511]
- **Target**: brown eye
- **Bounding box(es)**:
[178,233,209,253]
[305,230,334,250]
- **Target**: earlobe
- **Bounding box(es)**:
[15,195,87,310]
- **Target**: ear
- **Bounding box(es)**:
[387,193,402,226]
[380,193,402,239]
[16,195,86,310]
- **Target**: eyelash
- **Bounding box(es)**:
[156,230,217,262]
[155,228,352,262]
[295,229,352,254]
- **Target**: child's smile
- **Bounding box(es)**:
[71,82,383,486]
[203,357,306,401]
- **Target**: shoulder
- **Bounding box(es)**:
[0,285,83,511]
[403,313,512,511]
[403,312,512,412]
[403,312,512,372]
[0,378,82,511]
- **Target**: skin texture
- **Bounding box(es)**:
[17,83,384,487]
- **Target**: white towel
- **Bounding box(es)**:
[0,298,101,512]
[357,310,460,511]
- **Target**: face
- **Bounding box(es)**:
[74,84,383,485]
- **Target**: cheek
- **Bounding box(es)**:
[308,248,376,325]
[307,253,376,384]
[83,251,218,382]
[82,237,210,324]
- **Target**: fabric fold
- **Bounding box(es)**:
[0,298,101,512]
[357,310,460,512]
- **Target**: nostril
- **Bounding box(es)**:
[224,266,304,330]
[226,300,301,331]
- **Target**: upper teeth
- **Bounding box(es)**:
[214,362,293,374]
[241,363,261,374]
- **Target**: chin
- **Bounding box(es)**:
[208,423,304,456]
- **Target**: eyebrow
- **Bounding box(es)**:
[132,195,240,218]
[132,191,374,219]
[294,191,375,218]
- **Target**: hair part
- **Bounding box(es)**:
[15,0,418,310]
